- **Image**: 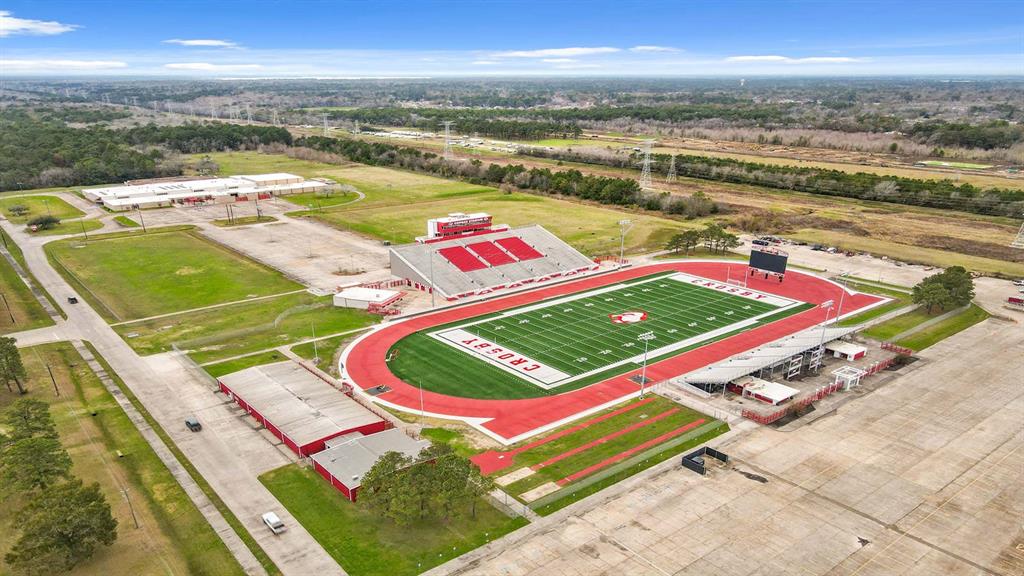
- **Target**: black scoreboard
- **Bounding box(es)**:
[749,249,789,276]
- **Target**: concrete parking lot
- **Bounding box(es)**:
[433,317,1023,576]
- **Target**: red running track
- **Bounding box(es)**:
[343,262,884,444]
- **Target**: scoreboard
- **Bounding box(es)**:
[749,248,789,277]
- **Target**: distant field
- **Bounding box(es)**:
[203,350,290,377]
[919,160,994,170]
[198,152,495,210]
[0,343,244,576]
[113,291,377,364]
[47,229,301,321]
[789,229,1024,277]
[312,191,687,255]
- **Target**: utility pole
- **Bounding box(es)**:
[135,205,147,233]
[311,322,319,364]
[79,218,89,240]
[121,488,140,529]
[0,292,15,324]
[46,364,59,396]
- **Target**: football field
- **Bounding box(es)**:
[426,271,807,390]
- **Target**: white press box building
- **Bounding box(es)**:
[82,173,332,211]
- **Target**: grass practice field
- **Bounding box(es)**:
[46,228,301,322]
[389,272,810,399]
[113,291,377,364]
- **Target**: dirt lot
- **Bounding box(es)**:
[431,317,1024,576]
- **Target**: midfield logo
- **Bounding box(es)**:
[609,311,648,324]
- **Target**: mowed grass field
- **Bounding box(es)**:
[497,396,714,499]
[259,465,526,576]
[46,228,301,322]
[198,152,496,210]
[113,291,377,364]
[0,194,103,236]
[313,192,685,255]
[388,273,811,400]
[0,250,53,333]
[0,343,243,576]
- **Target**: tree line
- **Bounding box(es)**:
[664,223,741,255]
[0,110,293,191]
[361,443,494,525]
[0,346,118,576]
[519,146,1024,218]
[293,135,719,220]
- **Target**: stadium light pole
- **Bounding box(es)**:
[617,219,633,267]
[638,331,656,398]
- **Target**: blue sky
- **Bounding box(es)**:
[1,1,1022,76]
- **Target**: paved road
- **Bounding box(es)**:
[2,219,345,576]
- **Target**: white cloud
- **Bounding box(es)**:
[553,63,601,70]
[629,45,680,53]
[493,47,620,58]
[163,39,238,48]
[471,60,498,65]
[0,10,79,37]
[1,59,127,70]
[541,58,577,63]
[725,55,862,64]
[164,62,262,71]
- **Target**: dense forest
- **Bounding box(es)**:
[293,135,716,218]
[0,110,292,190]
[520,146,1024,217]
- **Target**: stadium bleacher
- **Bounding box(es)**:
[495,237,544,261]
[389,225,599,301]
[467,241,518,266]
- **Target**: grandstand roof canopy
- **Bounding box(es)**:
[681,325,859,385]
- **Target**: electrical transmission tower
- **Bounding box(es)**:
[442,121,455,160]
[638,139,654,190]
[1011,221,1024,249]
[322,113,329,137]
[666,155,677,183]
[245,104,252,125]
[272,109,279,126]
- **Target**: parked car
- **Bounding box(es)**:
[262,512,286,534]
[185,417,202,432]
[67,296,78,304]
[1013,279,1024,287]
